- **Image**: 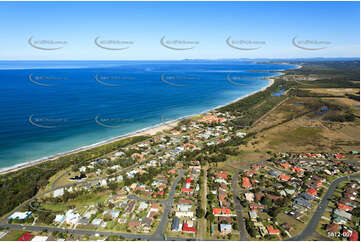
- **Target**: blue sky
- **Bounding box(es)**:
[0,1,359,60]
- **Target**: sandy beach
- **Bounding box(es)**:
[0,68,285,176]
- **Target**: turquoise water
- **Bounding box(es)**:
[0,60,298,170]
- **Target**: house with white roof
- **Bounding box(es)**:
[79,166,87,172]
[103,210,120,219]
[100,179,107,187]
[138,202,148,211]
[53,188,64,198]
[31,236,48,242]
[65,210,80,225]
[219,224,232,234]
[8,211,32,220]
[175,211,194,217]
[177,204,192,212]
[91,218,102,226]
[54,214,66,224]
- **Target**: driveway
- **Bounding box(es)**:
[287,174,359,241]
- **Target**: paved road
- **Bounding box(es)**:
[0,223,153,240]
[199,164,208,240]
[287,174,359,241]
[1,169,187,241]
[152,169,185,240]
[125,169,186,240]
[231,169,249,241]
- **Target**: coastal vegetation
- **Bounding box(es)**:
[0,135,147,217]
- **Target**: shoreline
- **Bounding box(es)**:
[0,64,299,176]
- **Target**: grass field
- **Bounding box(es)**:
[235,94,359,157]
[41,192,110,212]
[0,230,27,241]
[301,88,359,96]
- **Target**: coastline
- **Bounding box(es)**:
[0,65,297,176]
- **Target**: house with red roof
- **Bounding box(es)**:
[249,202,265,210]
[334,154,343,159]
[245,170,256,177]
[181,188,192,193]
[315,179,323,187]
[279,174,290,181]
[280,162,290,169]
[292,167,303,173]
[266,225,280,236]
[350,231,359,241]
[182,222,196,233]
[337,202,353,212]
[307,188,317,196]
[242,177,251,189]
[217,171,228,179]
[212,208,231,216]
[17,233,33,241]
[305,153,317,158]
[153,191,164,197]
[186,178,192,184]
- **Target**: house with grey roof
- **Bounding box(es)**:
[294,197,311,209]
[171,217,181,232]
[301,192,315,201]
[333,209,352,220]
[219,224,232,234]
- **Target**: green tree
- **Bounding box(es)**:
[196,207,205,218]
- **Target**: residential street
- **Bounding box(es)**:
[287,174,359,241]
[152,169,185,240]
[231,168,249,241]
[0,169,187,241]
[1,159,358,242]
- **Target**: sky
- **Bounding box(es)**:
[0,1,359,60]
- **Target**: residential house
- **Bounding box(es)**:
[128,220,141,231]
[53,188,64,198]
[326,223,340,233]
[182,221,196,233]
[31,236,48,242]
[266,225,280,238]
[65,210,80,225]
[245,193,255,202]
[337,202,353,212]
[242,177,252,189]
[8,212,32,221]
[219,224,232,234]
[141,217,152,232]
[91,218,102,227]
[254,222,268,237]
[294,197,311,209]
[333,209,352,220]
[212,208,232,216]
[53,215,66,224]
[177,204,192,212]
[175,211,194,218]
[249,211,258,221]
[171,217,181,232]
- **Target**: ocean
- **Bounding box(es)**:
[0,60,298,171]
